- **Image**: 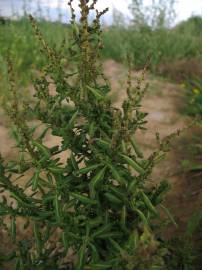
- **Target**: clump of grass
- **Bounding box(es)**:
[167,211,202,270]
[0,1,180,269]
[156,56,202,119]
[184,77,202,118]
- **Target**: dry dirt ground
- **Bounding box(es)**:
[0,60,202,255]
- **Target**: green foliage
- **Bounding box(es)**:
[180,127,202,189]
[102,22,202,72]
[0,17,68,98]
[178,130,202,270]
[176,16,202,37]
[102,8,202,72]
[0,1,179,269]
[184,77,202,117]
[167,211,202,270]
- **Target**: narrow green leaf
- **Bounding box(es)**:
[160,204,178,228]
[70,192,97,205]
[190,165,202,171]
[129,230,139,250]
[109,238,124,253]
[110,187,125,201]
[92,224,112,238]
[32,169,40,191]
[89,243,99,263]
[141,191,158,216]
[104,192,122,205]
[47,173,53,184]
[95,139,111,150]
[38,126,50,140]
[128,179,137,192]
[87,85,104,100]
[89,167,106,197]
[69,110,79,126]
[55,194,61,222]
[70,153,79,171]
[121,140,127,154]
[134,208,149,227]
[76,164,102,175]
[10,216,16,243]
[96,232,120,239]
[34,223,42,255]
[88,122,96,137]
[61,231,69,253]
[38,177,54,188]
[89,217,103,228]
[32,140,50,158]
[130,138,143,158]
[47,165,66,174]
[10,192,34,208]
[108,164,127,186]
[121,206,126,227]
[76,244,86,270]
[90,263,112,269]
[120,154,145,175]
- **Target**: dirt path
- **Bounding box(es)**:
[0,59,201,237]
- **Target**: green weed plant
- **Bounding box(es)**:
[0,1,179,269]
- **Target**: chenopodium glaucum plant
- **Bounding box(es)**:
[0,1,175,269]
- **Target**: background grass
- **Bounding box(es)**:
[0,17,71,104]
[102,16,202,71]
